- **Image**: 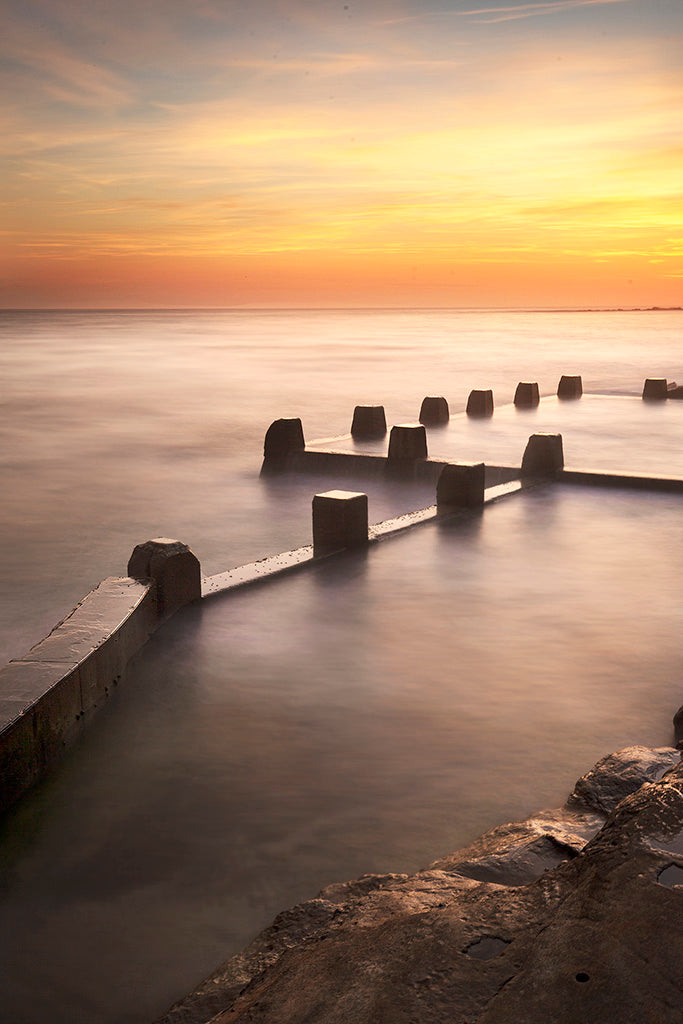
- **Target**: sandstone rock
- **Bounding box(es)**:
[674,706,683,748]
[568,745,680,815]
[430,807,604,886]
[157,750,683,1024]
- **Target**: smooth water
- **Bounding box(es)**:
[0,309,682,1024]
[1,307,681,663]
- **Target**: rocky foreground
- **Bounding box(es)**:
[158,746,683,1024]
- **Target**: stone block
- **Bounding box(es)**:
[388,423,428,460]
[351,405,387,438]
[437,462,485,511]
[312,490,368,557]
[128,538,202,616]
[514,381,540,408]
[419,396,450,426]
[263,417,305,459]
[521,433,564,477]
[466,390,494,417]
[642,378,668,400]
[557,374,582,399]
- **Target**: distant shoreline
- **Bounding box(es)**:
[1,306,682,315]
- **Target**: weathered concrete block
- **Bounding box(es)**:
[263,418,305,459]
[128,538,201,616]
[312,490,368,557]
[642,377,668,400]
[514,382,540,408]
[557,374,582,399]
[419,396,450,426]
[466,390,494,417]
[437,462,485,512]
[521,433,564,477]
[388,423,428,460]
[351,405,387,438]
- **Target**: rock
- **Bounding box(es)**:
[430,807,604,886]
[673,706,683,748]
[156,749,683,1024]
[568,745,680,815]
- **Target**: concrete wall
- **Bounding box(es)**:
[0,576,158,813]
[265,447,520,488]
[0,537,202,814]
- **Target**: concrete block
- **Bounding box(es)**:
[642,378,668,400]
[351,405,387,438]
[263,418,305,459]
[312,490,369,557]
[521,433,564,477]
[128,538,201,616]
[514,382,540,408]
[557,375,582,399]
[388,424,428,460]
[466,390,494,417]
[437,462,485,512]
[419,396,450,426]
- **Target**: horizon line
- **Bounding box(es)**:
[2,305,682,314]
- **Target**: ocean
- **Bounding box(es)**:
[0,307,681,1023]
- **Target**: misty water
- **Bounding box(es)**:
[1,309,682,1023]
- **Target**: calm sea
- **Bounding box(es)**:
[1,307,681,665]
[0,308,681,1024]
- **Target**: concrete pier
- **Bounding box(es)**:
[642,378,668,400]
[128,538,202,617]
[514,382,540,408]
[312,490,369,556]
[557,375,582,399]
[521,433,564,478]
[419,396,450,426]
[466,390,494,417]
[351,405,387,438]
[388,424,428,460]
[436,462,485,512]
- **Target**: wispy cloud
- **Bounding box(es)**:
[460,0,633,24]
[382,0,633,26]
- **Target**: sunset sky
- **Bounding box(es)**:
[2,0,681,308]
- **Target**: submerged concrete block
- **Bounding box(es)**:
[312,490,368,557]
[128,538,201,616]
[351,405,387,438]
[557,375,582,399]
[514,382,540,408]
[388,423,428,460]
[521,433,564,477]
[642,378,668,400]
[263,418,305,459]
[419,396,450,426]
[466,390,494,417]
[437,462,485,512]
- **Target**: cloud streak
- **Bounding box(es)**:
[459,0,633,22]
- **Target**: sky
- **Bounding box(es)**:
[1,0,682,308]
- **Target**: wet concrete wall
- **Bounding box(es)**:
[0,577,158,812]
[0,538,202,814]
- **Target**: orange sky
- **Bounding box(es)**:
[2,0,682,308]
